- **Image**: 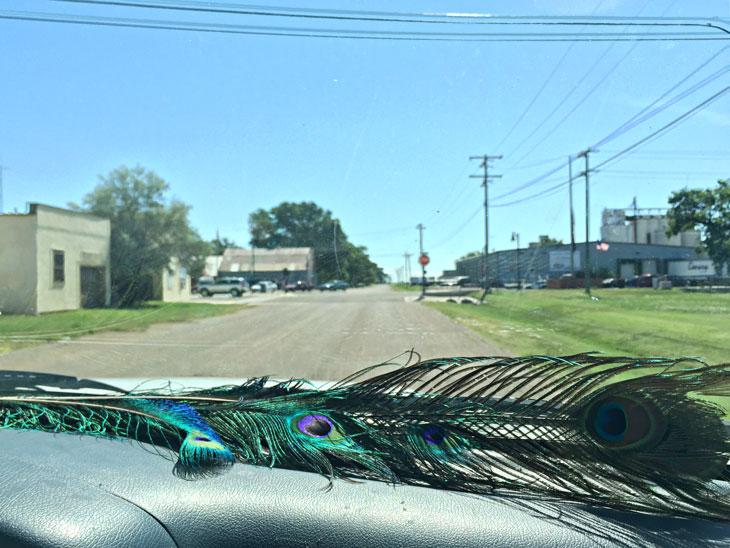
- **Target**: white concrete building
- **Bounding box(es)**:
[156,257,191,302]
[0,203,111,314]
[600,208,701,247]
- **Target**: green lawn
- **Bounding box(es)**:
[0,301,247,354]
[390,283,423,292]
[427,289,730,365]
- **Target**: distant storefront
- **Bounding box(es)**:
[217,247,315,285]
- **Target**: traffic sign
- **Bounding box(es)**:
[418,254,430,266]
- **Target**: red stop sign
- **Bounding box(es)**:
[418,254,430,266]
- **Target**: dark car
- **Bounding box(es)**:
[285,280,313,292]
[636,273,655,288]
[601,278,626,288]
[198,276,250,297]
[317,280,349,291]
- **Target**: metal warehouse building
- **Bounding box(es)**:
[456,206,726,285]
[456,242,720,285]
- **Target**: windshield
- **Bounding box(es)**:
[1,1,728,373]
[1,0,730,524]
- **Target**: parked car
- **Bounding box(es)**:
[601,278,626,288]
[317,280,349,291]
[192,276,215,293]
[636,273,655,288]
[198,277,250,297]
[251,280,278,293]
[285,280,313,292]
[438,279,458,287]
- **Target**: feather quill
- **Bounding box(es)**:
[1,353,729,522]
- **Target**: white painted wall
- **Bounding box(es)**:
[0,204,110,314]
[0,214,38,314]
[160,257,191,302]
[34,205,111,313]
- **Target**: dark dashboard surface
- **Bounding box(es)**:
[1,429,730,548]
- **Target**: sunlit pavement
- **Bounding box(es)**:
[0,285,510,380]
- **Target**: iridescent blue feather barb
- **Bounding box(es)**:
[1,353,729,522]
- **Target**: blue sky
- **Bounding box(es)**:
[1,1,729,280]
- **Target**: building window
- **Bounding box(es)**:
[53,250,65,285]
[179,267,187,290]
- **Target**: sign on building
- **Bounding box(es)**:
[549,250,581,272]
[667,260,717,278]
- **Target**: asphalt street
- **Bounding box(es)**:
[0,286,509,381]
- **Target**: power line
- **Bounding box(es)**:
[593,45,729,148]
[491,88,730,208]
[44,1,730,33]
[591,86,730,172]
[494,50,729,202]
[502,29,626,166]
[507,29,648,169]
[601,149,730,156]
[593,64,730,148]
[1,10,727,41]
[493,0,608,152]
[429,204,483,249]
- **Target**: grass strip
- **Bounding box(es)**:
[427,289,730,364]
[0,301,247,354]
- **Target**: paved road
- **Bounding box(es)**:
[0,286,509,380]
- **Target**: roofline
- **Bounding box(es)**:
[25,202,110,223]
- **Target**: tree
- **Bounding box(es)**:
[211,236,237,256]
[248,201,381,284]
[458,250,483,262]
[537,235,563,246]
[71,165,211,307]
[666,179,730,274]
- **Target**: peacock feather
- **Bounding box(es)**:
[1,353,729,522]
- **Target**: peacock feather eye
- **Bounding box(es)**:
[290,413,351,446]
[297,414,333,438]
[585,394,666,451]
[422,425,447,446]
[593,402,627,442]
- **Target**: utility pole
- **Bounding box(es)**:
[416,224,425,299]
[511,232,521,290]
[576,149,596,296]
[470,154,502,303]
[568,156,575,277]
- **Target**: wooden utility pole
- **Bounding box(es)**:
[470,155,502,303]
[569,156,575,277]
[576,149,596,296]
[416,224,425,299]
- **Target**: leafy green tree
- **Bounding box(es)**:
[458,250,482,261]
[211,236,237,256]
[666,179,730,273]
[71,165,211,307]
[537,235,563,246]
[248,201,380,284]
